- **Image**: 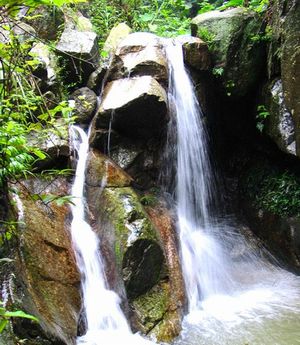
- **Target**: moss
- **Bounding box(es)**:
[241,161,300,217]
[132,282,169,333]
[101,187,164,298]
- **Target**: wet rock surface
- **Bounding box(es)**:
[9,178,80,344]
[85,150,184,341]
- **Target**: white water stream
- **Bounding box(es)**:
[70,126,155,345]
[165,41,300,345]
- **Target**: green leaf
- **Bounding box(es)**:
[3,310,38,322]
[0,319,8,333]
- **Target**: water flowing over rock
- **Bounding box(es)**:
[95,76,168,139]
[191,8,265,97]
[85,149,183,341]
[9,178,80,344]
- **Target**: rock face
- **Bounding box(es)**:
[191,8,265,97]
[9,178,80,344]
[86,149,184,341]
[265,79,296,156]
[268,0,300,157]
[95,76,168,139]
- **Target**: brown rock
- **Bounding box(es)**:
[10,178,80,344]
[86,149,133,188]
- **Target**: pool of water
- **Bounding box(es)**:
[173,263,300,345]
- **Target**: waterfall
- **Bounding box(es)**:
[165,41,300,345]
[165,41,234,309]
[69,126,155,345]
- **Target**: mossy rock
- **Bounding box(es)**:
[132,281,181,342]
[99,187,164,299]
[9,178,80,344]
[191,8,265,97]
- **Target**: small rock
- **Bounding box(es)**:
[70,87,98,124]
[176,35,210,70]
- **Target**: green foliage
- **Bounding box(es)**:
[140,194,157,206]
[212,66,224,76]
[256,104,270,132]
[0,0,85,8]
[0,300,38,334]
[200,0,270,13]
[198,0,216,14]
[225,80,235,96]
[0,12,75,186]
[217,0,243,10]
[197,27,215,49]
[88,0,190,46]
[31,193,75,206]
[244,164,300,217]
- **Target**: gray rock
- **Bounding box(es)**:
[28,119,70,167]
[56,28,99,85]
[95,76,168,139]
[30,42,57,90]
[70,87,98,123]
[266,79,296,156]
[108,32,168,85]
[191,8,265,97]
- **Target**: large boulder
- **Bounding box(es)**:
[191,8,265,97]
[94,76,168,140]
[107,32,168,85]
[265,79,296,156]
[56,25,99,86]
[85,150,184,341]
[9,178,80,344]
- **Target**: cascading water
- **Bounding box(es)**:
[165,41,300,345]
[69,126,156,345]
